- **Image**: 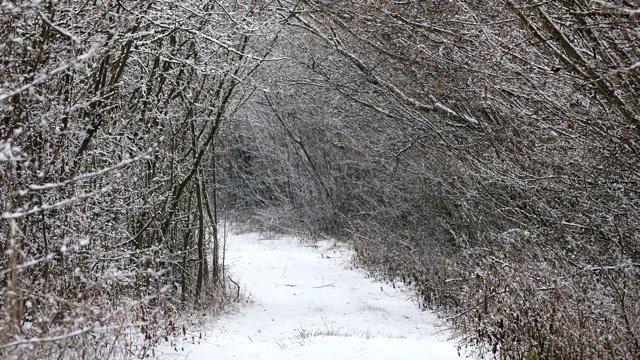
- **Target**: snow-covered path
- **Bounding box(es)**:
[157,232,463,359]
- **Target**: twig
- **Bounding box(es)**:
[312,283,336,288]
[227,276,240,301]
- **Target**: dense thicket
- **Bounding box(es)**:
[224,1,640,359]
[1,1,285,358]
[3,0,639,358]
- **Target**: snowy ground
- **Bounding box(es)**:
[156,232,466,360]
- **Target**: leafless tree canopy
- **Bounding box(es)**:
[2,0,639,358]
[225,1,640,359]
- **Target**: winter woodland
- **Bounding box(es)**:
[1,1,639,359]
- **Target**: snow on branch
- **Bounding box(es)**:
[0,328,94,351]
[25,150,153,192]
[298,15,481,128]
[1,187,111,220]
[588,1,640,15]
[0,46,98,102]
[37,11,79,42]
[0,255,54,278]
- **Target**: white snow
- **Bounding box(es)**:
[156,232,466,360]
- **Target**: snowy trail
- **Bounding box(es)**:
[157,233,463,360]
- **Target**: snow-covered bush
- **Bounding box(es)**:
[1,0,286,357]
